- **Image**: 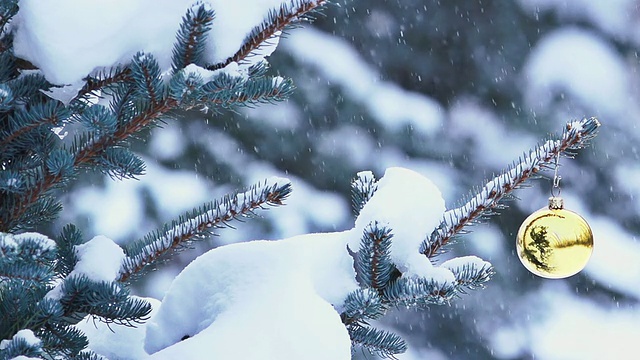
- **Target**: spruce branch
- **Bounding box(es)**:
[420,117,601,257]
[171,3,216,72]
[70,351,108,360]
[0,1,18,37]
[130,52,163,105]
[0,100,70,153]
[341,288,386,326]
[119,178,292,282]
[38,322,89,358]
[56,276,152,326]
[0,0,325,232]
[232,75,295,105]
[207,0,327,71]
[54,224,83,277]
[195,73,295,111]
[76,105,118,135]
[72,66,131,106]
[0,96,177,232]
[5,72,52,104]
[442,257,494,294]
[348,325,408,359]
[0,232,57,283]
[0,331,44,360]
[383,277,456,308]
[355,222,395,293]
[351,170,377,216]
[97,147,146,180]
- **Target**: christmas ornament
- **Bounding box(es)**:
[516,156,594,279]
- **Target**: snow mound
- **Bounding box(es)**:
[145,234,356,359]
[46,235,125,300]
[144,167,447,358]
[13,0,291,85]
[352,167,446,275]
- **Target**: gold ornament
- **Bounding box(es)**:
[516,197,593,279]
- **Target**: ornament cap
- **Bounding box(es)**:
[548,196,564,210]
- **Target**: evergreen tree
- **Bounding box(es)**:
[0,1,608,359]
[265,1,637,358]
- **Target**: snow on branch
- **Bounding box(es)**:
[420,117,601,257]
[1,1,328,233]
[441,256,494,294]
[208,0,327,71]
[76,65,131,103]
[0,232,56,283]
[119,177,292,282]
[350,170,377,216]
[0,329,44,360]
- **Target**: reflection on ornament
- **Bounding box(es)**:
[516,197,593,279]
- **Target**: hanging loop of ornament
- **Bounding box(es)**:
[551,151,562,197]
[516,152,594,279]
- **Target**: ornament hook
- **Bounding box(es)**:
[551,151,562,198]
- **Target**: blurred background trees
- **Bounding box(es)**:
[48,1,640,359]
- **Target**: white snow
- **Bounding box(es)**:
[518,0,640,44]
[356,170,375,184]
[283,27,444,134]
[71,157,210,242]
[0,329,41,349]
[72,235,126,282]
[145,233,357,358]
[614,163,640,215]
[46,235,125,300]
[76,297,161,359]
[51,125,68,140]
[148,123,186,161]
[522,27,630,117]
[5,232,56,253]
[496,282,640,360]
[441,255,491,273]
[584,216,640,300]
[13,0,296,86]
[241,101,302,130]
[352,167,446,274]
[0,233,17,250]
[316,125,379,169]
[448,99,537,169]
[144,167,450,358]
[181,62,247,83]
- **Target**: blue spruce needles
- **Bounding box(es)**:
[0,1,323,357]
